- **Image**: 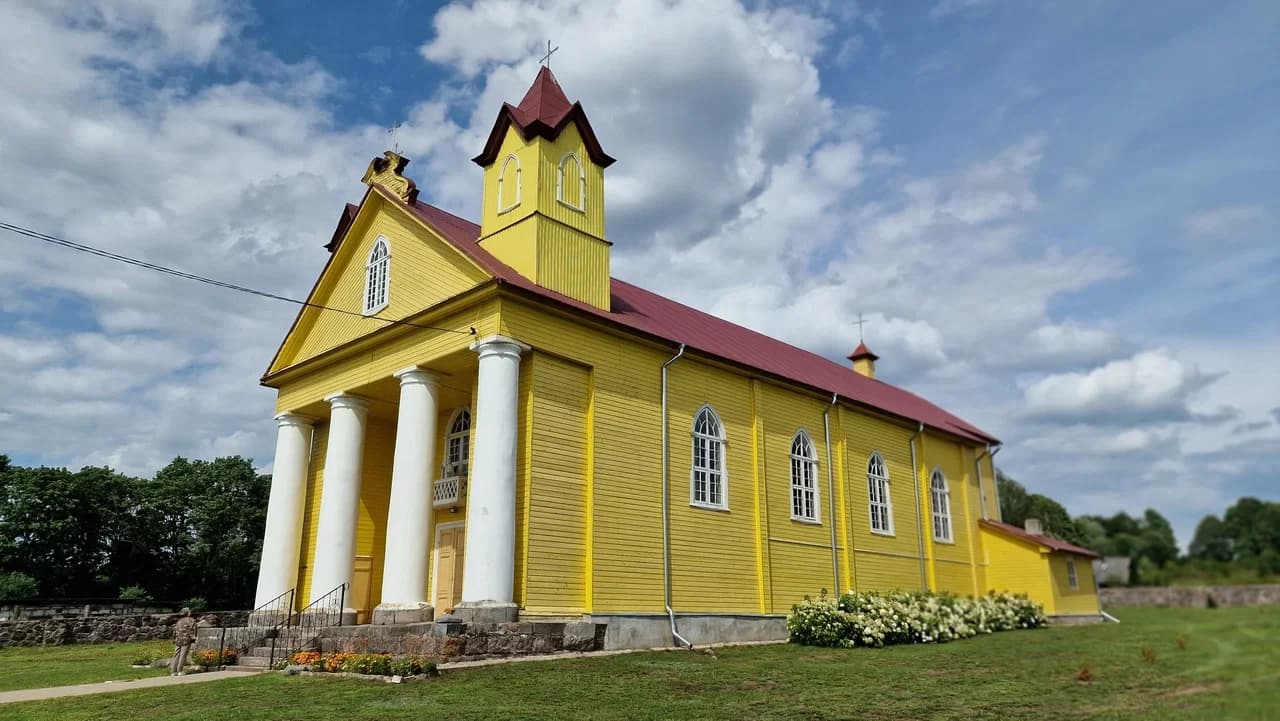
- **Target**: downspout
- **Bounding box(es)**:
[823,393,840,595]
[661,344,693,649]
[988,444,1003,521]
[974,445,991,520]
[908,422,926,591]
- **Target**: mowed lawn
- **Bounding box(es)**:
[0,641,170,692]
[1,606,1275,721]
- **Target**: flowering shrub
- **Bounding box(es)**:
[192,648,238,667]
[287,650,435,677]
[788,590,1046,648]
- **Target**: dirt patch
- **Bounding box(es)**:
[1171,682,1223,697]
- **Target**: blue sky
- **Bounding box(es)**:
[0,0,1276,549]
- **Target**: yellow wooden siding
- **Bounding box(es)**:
[523,353,591,614]
[479,130,540,237]
[275,197,490,372]
[759,383,837,612]
[665,360,759,612]
[356,417,395,611]
[514,359,533,607]
[922,434,975,595]
[842,410,927,592]
[534,123,605,238]
[980,525,1055,614]
[273,301,497,414]
[535,221,610,309]
[1050,554,1101,615]
[295,421,329,610]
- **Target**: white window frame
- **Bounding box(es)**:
[443,408,471,478]
[556,152,586,212]
[690,404,728,510]
[497,154,522,214]
[1067,559,1079,590]
[930,468,953,543]
[362,236,390,315]
[867,452,894,536]
[789,430,820,523]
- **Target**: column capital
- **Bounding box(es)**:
[394,366,443,387]
[274,412,315,428]
[324,393,370,412]
[469,334,530,359]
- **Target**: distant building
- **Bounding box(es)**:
[1093,556,1132,587]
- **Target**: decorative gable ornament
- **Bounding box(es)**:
[362,150,419,204]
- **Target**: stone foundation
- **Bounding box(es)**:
[585,613,788,650]
[312,619,607,661]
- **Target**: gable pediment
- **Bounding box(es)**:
[266,192,492,376]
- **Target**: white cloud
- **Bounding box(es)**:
[1023,349,1216,423]
[1184,204,1266,239]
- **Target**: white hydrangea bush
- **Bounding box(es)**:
[787,590,1047,648]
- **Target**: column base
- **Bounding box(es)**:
[301,608,358,627]
[371,602,435,625]
[452,601,519,624]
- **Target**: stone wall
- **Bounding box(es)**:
[0,610,251,648]
[294,620,606,662]
[1100,584,1280,608]
[0,602,177,621]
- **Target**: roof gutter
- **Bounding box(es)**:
[823,393,840,595]
[660,343,693,649]
[908,422,927,592]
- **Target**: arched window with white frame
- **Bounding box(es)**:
[790,431,819,522]
[867,452,893,535]
[497,154,521,213]
[363,237,390,315]
[930,469,952,543]
[556,152,585,212]
[691,405,727,509]
[444,409,471,478]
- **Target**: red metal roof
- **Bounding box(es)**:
[386,187,999,445]
[847,342,879,362]
[980,520,1099,558]
[472,67,616,168]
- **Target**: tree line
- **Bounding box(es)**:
[997,470,1280,586]
[0,454,269,609]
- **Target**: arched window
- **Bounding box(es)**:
[790,431,819,522]
[556,152,585,212]
[444,409,471,478]
[930,469,952,543]
[497,154,521,213]
[867,452,893,535]
[363,237,390,315]
[691,405,726,509]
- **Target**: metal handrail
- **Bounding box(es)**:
[218,587,295,668]
[268,583,348,668]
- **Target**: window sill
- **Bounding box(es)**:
[933,538,955,545]
[362,301,389,317]
[690,502,730,513]
[870,529,896,538]
[557,199,585,213]
[790,517,821,525]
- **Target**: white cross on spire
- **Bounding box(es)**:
[539,40,559,69]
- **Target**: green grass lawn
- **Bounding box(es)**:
[1,606,1276,720]
[0,641,171,692]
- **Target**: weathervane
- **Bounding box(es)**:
[387,121,402,153]
[539,40,559,69]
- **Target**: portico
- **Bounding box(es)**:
[254,335,528,625]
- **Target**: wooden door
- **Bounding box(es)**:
[435,526,465,611]
[351,556,373,624]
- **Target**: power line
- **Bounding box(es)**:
[0,220,475,336]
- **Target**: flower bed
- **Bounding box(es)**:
[286,651,436,678]
[787,590,1046,648]
[192,648,237,668]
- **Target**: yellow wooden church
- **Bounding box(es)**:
[252,67,1099,646]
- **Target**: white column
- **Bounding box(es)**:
[374,367,441,624]
[253,413,314,610]
[308,393,369,614]
[457,335,528,621]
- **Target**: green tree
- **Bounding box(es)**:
[996,471,1088,547]
[1189,514,1233,562]
[0,572,38,601]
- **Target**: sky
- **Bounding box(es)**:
[0,0,1276,550]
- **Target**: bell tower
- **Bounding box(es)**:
[473,67,616,310]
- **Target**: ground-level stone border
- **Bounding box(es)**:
[1100,584,1280,608]
[0,611,250,648]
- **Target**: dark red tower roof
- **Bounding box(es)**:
[472,66,615,168]
[847,342,879,362]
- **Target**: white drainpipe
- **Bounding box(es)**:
[988,444,1003,521]
[660,344,693,649]
[908,423,926,591]
[823,393,840,595]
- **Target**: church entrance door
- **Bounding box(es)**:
[434,523,465,611]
